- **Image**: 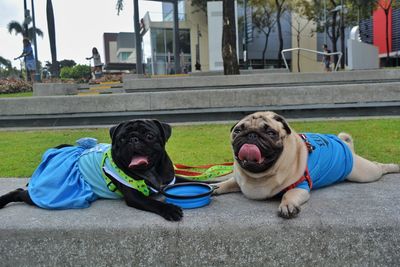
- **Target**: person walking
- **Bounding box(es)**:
[14,38,36,82]
[322,44,332,72]
[86,47,103,79]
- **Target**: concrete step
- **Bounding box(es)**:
[123,69,400,91]
[4,82,400,116]
[77,82,124,95]
[2,81,400,127]
[1,174,399,266]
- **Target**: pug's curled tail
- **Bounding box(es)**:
[338,132,354,153]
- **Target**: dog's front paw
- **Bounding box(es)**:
[211,184,221,195]
[160,203,183,221]
[278,201,300,219]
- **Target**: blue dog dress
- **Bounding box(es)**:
[27,138,167,209]
[289,133,354,192]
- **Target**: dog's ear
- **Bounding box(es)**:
[273,115,291,135]
[230,121,239,133]
[152,120,172,143]
[109,123,123,141]
[109,125,117,139]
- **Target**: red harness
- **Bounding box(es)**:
[282,134,314,192]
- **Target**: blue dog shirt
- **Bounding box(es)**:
[293,133,354,191]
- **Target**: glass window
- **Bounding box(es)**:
[118,52,131,61]
[149,27,191,74]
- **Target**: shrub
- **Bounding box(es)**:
[60,66,73,79]
[0,78,32,94]
[71,65,91,80]
[60,64,91,82]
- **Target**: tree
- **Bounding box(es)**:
[192,0,239,74]
[191,0,208,13]
[116,0,124,15]
[248,0,277,68]
[59,59,76,69]
[298,1,341,68]
[47,0,59,77]
[7,20,43,40]
[222,0,240,74]
[0,56,20,78]
[0,56,12,69]
[275,0,288,68]
[287,0,313,72]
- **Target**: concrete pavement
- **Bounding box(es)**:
[1,174,399,266]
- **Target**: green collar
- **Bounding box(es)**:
[101,148,150,196]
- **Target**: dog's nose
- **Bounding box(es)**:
[130,137,140,144]
[247,133,258,140]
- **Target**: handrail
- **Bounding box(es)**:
[281,47,343,72]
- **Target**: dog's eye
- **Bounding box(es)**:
[146,133,154,141]
[233,128,241,134]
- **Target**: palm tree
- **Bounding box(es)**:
[0,56,12,68]
[47,0,59,77]
[7,20,43,40]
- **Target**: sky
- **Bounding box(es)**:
[0,0,162,68]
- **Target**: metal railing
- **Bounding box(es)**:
[281,47,343,72]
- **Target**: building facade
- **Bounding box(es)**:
[141,0,209,74]
[103,32,136,71]
[360,3,400,66]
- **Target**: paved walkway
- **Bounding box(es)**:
[1,174,399,266]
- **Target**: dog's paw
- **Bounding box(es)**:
[160,203,183,221]
[278,202,301,219]
[211,184,221,195]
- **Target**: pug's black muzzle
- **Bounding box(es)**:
[233,131,283,173]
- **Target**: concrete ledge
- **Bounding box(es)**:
[33,83,78,96]
[1,83,399,116]
[1,102,399,128]
[123,69,400,90]
[190,68,289,76]
[1,174,399,266]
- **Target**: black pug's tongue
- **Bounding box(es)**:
[238,144,264,164]
[129,156,149,169]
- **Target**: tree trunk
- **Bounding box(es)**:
[47,0,59,77]
[23,0,29,38]
[276,0,284,68]
[331,12,339,68]
[262,31,270,69]
[340,15,345,69]
[297,32,301,72]
[222,0,240,75]
[385,8,390,66]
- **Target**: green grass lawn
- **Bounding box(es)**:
[0,118,398,177]
[0,92,33,98]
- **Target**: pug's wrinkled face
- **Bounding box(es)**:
[231,112,291,173]
[109,119,172,183]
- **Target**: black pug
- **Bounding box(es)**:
[0,119,183,221]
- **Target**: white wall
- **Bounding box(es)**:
[109,41,118,63]
[347,40,379,70]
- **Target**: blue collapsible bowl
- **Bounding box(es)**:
[161,182,214,209]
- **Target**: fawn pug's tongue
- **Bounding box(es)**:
[129,156,149,169]
[238,144,264,164]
